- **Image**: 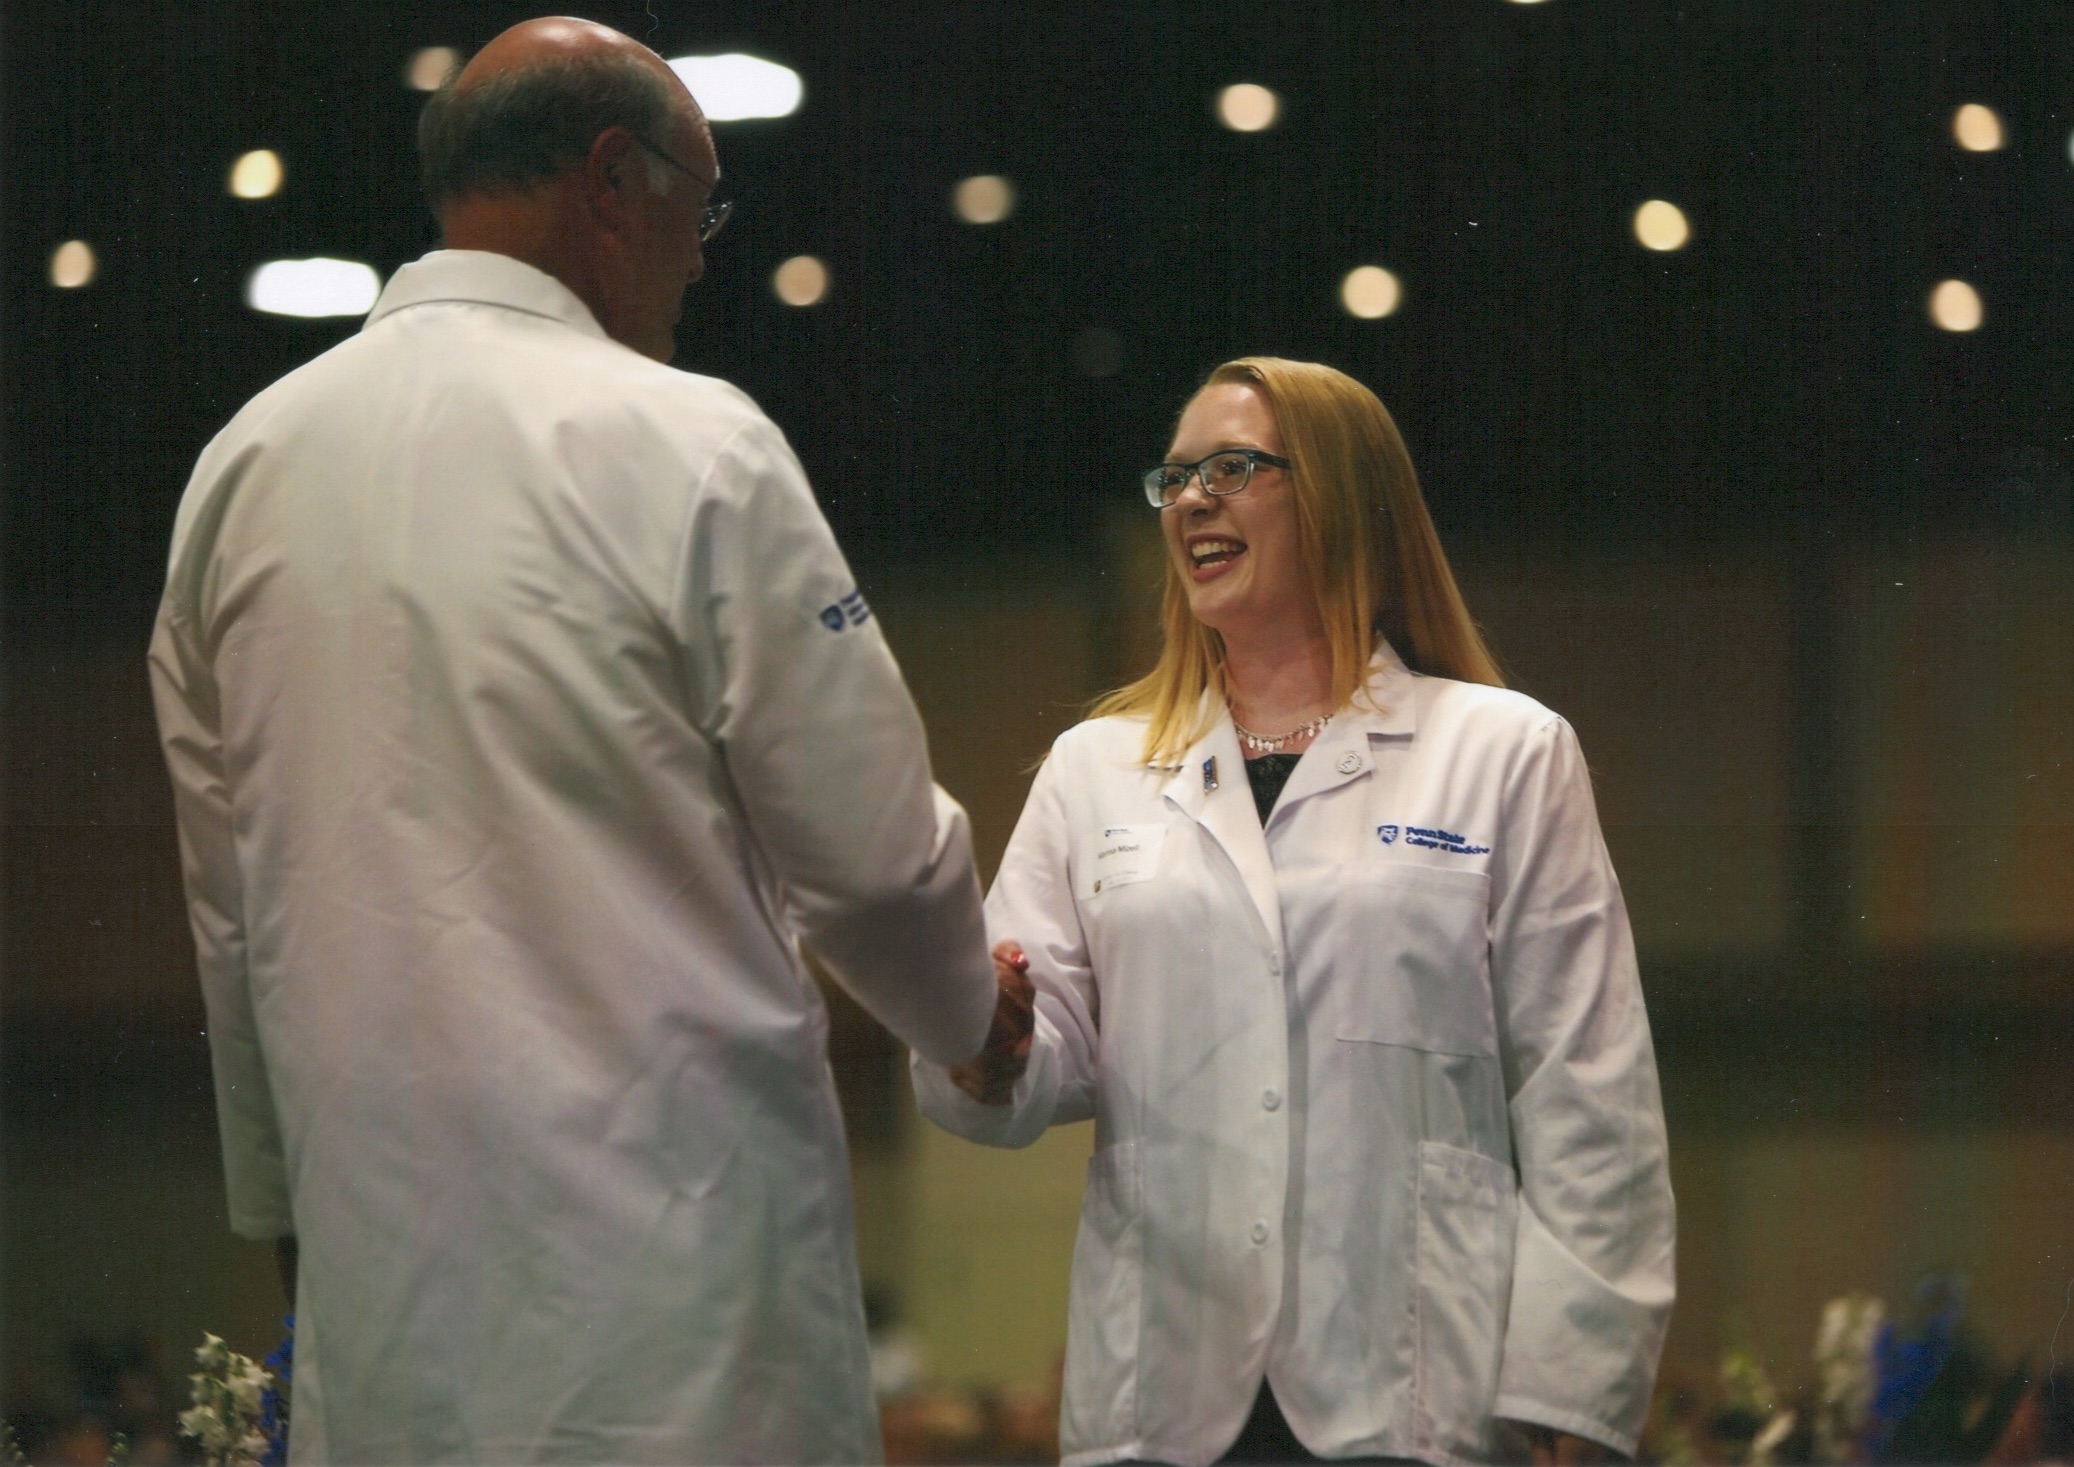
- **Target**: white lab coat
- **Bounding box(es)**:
[914,648,1675,1467]
[150,250,996,1465]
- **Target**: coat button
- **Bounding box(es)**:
[1337,752,1361,774]
[1262,1087,1282,1111]
[1250,1220,1271,1245]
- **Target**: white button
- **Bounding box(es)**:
[1262,1087,1282,1111]
[1337,752,1362,774]
[1250,1220,1271,1245]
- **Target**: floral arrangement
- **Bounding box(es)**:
[178,1319,293,1467]
[1645,1277,2059,1466]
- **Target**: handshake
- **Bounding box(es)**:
[948,941,1036,1106]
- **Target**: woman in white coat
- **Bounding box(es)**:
[914,358,1675,1467]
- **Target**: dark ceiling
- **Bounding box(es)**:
[5,0,2072,623]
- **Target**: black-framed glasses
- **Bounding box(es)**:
[630,134,734,243]
[1142,449,1292,508]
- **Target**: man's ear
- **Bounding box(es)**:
[583,127,642,232]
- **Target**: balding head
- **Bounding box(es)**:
[419,18,707,210]
[460,15,670,86]
[417,17,720,362]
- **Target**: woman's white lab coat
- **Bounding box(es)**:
[914,648,1675,1467]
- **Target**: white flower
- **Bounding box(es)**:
[180,1333,279,1467]
[228,1360,267,1414]
[1812,1293,1885,1463]
[178,1405,221,1443]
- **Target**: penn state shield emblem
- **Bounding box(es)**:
[1377,824,1399,845]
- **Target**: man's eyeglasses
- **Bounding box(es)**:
[1142,449,1291,508]
[631,134,734,244]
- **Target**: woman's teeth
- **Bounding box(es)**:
[1190,540,1244,566]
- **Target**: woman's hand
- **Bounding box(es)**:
[948,941,1035,1106]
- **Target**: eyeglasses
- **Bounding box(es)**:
[630,134,734,243]
[1142,449,1292,508]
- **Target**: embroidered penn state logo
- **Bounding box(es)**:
[819,588,873,631]
[1377,824,1399,845]
[1402,824,1491,856]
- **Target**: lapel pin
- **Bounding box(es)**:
[1202,756,1218,793]
[1337,752,1362,775]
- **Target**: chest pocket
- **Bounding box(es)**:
[1331,864,1496,1058]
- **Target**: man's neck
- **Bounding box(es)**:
[439,188,605,321]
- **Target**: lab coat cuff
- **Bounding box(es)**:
[1496,1206,1669,1457]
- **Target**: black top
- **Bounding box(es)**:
[1244,752,1302,824]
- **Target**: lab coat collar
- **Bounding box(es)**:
[365,249,611,342]
[1160,709,1284,956]
[1156,644,1424,941]
[1267,643,1419,822]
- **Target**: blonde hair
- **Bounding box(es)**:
[1092,357,1502,765]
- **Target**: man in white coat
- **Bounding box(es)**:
[149,19,998,1463]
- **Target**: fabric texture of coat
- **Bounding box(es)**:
[914,649,1675,1467]
[151,250,996,1465]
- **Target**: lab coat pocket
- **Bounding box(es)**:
[1061,1139,1143,1452]
[1413,1140,1518,1462]
[1334,865,1495,1058]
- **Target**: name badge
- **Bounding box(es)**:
[1077,824,1167,899]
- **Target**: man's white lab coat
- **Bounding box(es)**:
[914,650,1675,1467]
[150,250,995,1464]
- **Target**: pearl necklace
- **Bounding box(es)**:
[1230,710,1331,755]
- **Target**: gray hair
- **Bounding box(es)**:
[418,50,682,209]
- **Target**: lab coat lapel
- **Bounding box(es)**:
[1160,716,1285,954]
[1267,651,1420,822]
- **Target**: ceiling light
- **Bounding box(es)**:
[50,240,97,289]
[247,258,382,318]
[230,150,284,200]
[406,47,460,92]
[1632,199,1691,251]
[1952,104,2004,152]
[667,54,803,121]
[1340,266,1402,319]
[1927,279,1982,332]
[952,175,1016,225]
[1217,84,1279,133]
[772,255,829,307]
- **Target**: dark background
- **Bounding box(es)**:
[5,0,2072,1454]
[10,0,2072,612]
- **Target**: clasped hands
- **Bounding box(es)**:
[948,940,1035,1106]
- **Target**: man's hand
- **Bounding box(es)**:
[947,941,1035,1106]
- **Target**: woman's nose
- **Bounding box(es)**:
[1171,472,1215,510]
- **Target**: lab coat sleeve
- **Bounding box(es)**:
[675,413,994,1068]
[1488,716,1675,1457]
[911,747,1100,1148]
[148,604,295,1240]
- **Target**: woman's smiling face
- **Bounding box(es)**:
[1160,382,1311,644]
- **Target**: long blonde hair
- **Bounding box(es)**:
[1092,357,1502,765]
